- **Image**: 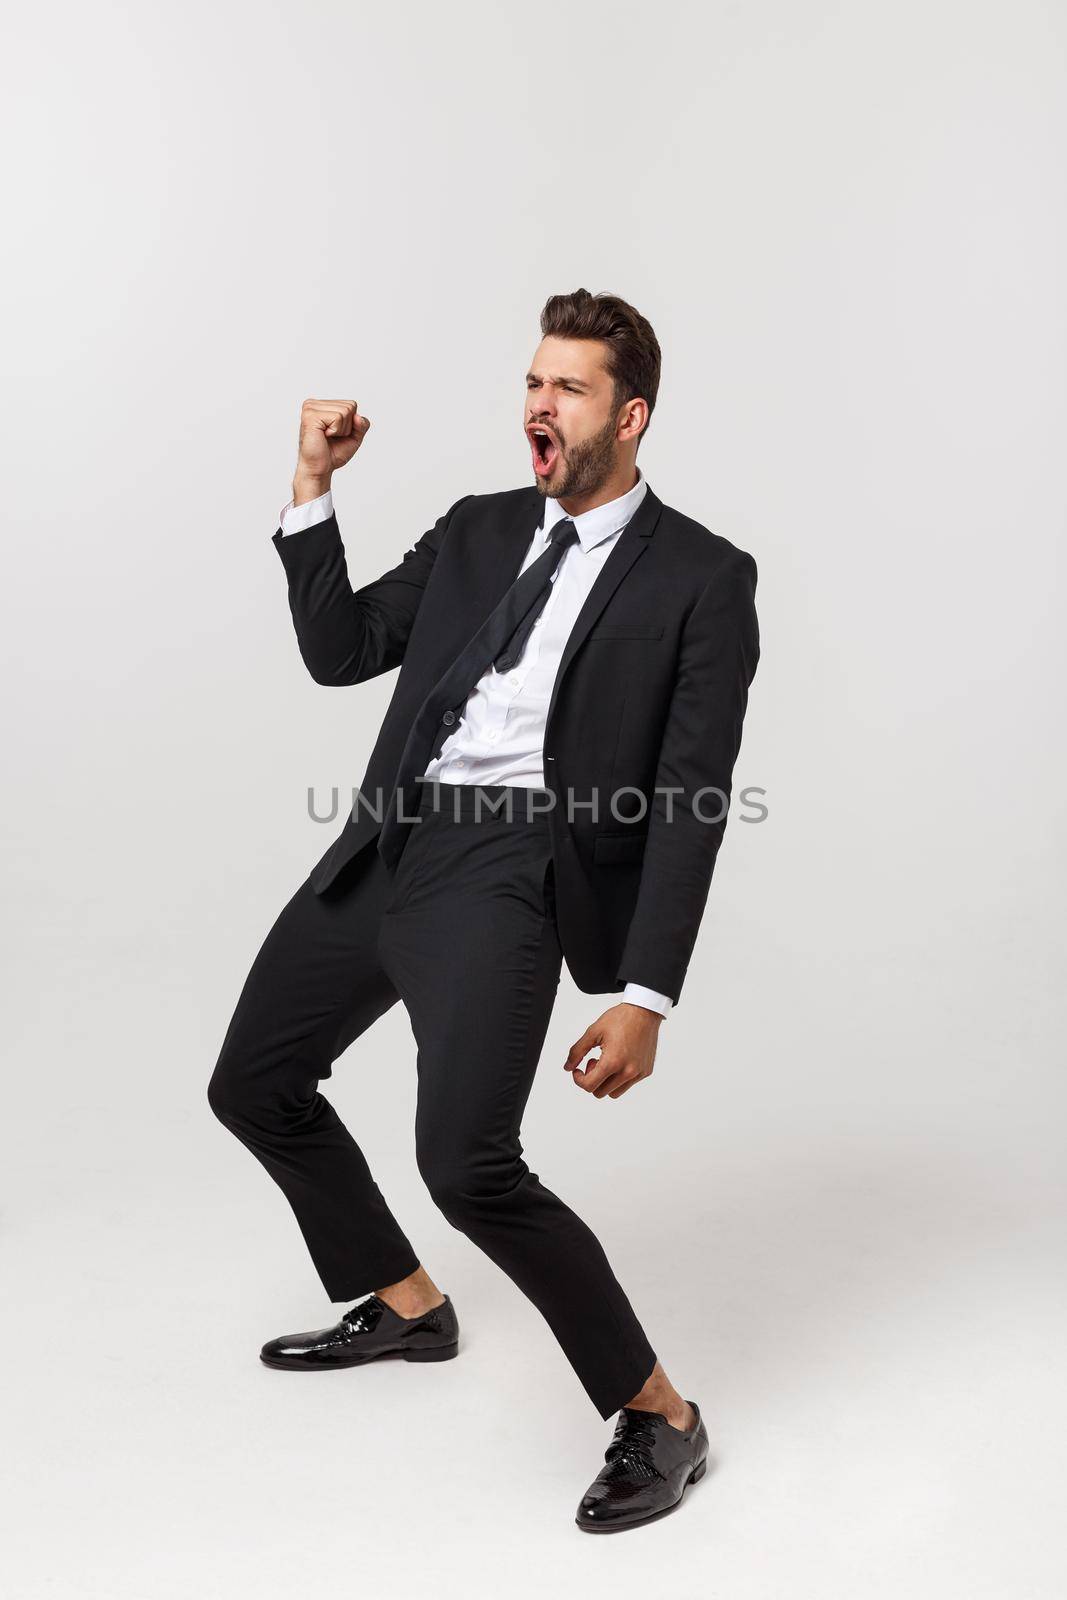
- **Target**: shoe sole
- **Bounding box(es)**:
[574,1456,709,1534]
[260,1342,459,1371]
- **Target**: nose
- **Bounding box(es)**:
[529,392,557,426]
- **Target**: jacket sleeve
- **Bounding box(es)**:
[615,547,760,1006]
[271,495,474,685]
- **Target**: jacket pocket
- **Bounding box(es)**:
[588,623,665,640]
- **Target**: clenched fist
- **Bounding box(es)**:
[293,398,371,502]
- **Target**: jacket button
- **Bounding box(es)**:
[442,711,456,725]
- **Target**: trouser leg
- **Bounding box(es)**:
[207,845,420,1300]
[376,783,657,1419]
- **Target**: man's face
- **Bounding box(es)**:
[524,335,622,499]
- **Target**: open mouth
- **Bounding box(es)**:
[527,426,560,479]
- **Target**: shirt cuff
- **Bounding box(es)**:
[279,488,334,536]
[621,982,672,1019]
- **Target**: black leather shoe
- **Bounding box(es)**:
[259,1293,459,1370]
[575,1401,710,1533]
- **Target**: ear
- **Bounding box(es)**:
[617,396,649,445]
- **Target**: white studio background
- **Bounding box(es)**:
[2,3,1064,1597]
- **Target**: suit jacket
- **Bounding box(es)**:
[272,482,759,1006]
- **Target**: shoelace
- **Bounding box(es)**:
[601,1411,665,1482]
[340,1296,382,1333]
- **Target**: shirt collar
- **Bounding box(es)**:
[539,467,649,553]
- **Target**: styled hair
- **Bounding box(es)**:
[539,289,661,445]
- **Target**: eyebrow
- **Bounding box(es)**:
[525,371,592,391]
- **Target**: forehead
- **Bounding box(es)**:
[526,334,610,389]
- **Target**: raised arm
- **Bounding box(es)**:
[270,397,471,685]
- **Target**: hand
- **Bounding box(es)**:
[563,1003,663,1100]
[293,398,371,501]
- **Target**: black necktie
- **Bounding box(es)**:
[494,516,579,671]
[377,516,579,866]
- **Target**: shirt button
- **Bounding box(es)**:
[508,674,520,687]
[455,759,466,768]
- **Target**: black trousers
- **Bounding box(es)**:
[208,781,657,1418]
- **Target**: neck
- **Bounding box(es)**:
[556,463,640,519]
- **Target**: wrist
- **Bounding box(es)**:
[620,1001,664,1023]
[292,472,332,506]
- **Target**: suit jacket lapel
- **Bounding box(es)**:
[478,487,546,611]
[544,484,663,729]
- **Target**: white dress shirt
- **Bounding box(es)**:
[277,474,671,1018]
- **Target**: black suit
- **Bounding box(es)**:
[273,482,759,1005]
[209,482,758,1419]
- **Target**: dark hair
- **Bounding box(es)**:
[539,289,661,444]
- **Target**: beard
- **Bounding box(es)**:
[535,412,619,499]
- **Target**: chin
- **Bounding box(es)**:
[533,468,567,497]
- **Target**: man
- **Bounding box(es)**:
[209,288,759,1532]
